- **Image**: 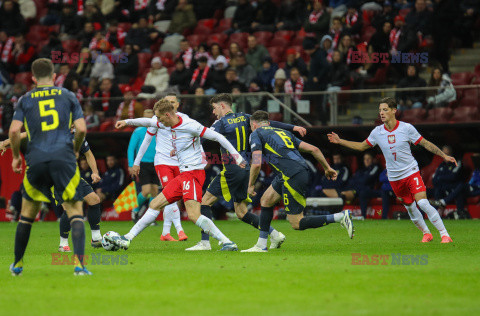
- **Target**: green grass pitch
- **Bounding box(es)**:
[0,219,479,315]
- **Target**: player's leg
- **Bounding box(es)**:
[186,191,218,250]
[132,184,150,222]
[59,208,72,252]
[83,191,102,245]
[415,191,452,242]
[63,200,91,274]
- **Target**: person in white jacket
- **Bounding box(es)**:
[144,57,169,95]
[427,68,457,108]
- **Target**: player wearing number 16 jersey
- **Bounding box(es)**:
[328,97,454,243]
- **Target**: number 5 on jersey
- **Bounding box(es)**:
[39,99,59,131]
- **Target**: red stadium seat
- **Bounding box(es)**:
[187,34,206,48]
[463,152,476,175]
[400,108,427,124]
[137,52,152,76]
[268,113,283,121]
[267,46,285,63]
[459,89,479,107]
[361,26,376,43]
[450,106,479,122]
[215,18,232,33]
[207,33,228,47]
[96,159,107,174]
[142,99,157,109]
[120,158,129,173]
[291,37,305,46]
[274,30,295,42]
[474,64,480,76]
[132,76,146,91]
[153,52,174,67]
[62,40,81,54]
[421,155,443,188]
[365,65,388,85]
[14,72,33,86]
[197,19,216,29]
[450,72,474,86]
[118,22,132,32]
[26,25,50,42]
[193,24,212,36]
[99,121,114,132]
[253,31,273,43]
[268,37,289,48]
[228,32,249,48]
[425,107,453,122]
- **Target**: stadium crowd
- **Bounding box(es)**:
[1,0,479,132]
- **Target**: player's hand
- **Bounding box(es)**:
[12,156,22,174]
[129,165,140,176]
[238,159,246,168]
[325,167,338,181]
[327,132,341,144]
[0,141,7,155]
[444,155,457,166]
[170,149,177,157]
[91,173,101,184]
[248,185,257,197]
[75,151,79,159]
[115,121,127,129]
[293,126,307,137]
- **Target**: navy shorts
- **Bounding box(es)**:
[271,169,309,215]
[207,167,250,203]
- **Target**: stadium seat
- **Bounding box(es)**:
[267,46,285,63]
[96,159,107,174]
[120,158,129,173]
[451,72,474,86]
[26,25,50,42]
[361,26,376,43]
[450,106,479,122]
[132,76,146,92]
[344,156,358,174]
[193,24,212,36]
[207,33,228,47]
[291,37,305,46]
[425,107,453,122]
[421,155,443,188]
[253,31,274,42]
[62,40,81,54]
[268,37,289,48]
[463,152,476,176]
[99,120,114,132]
[459,89,479,107]
[118,22,132,32]
[228,32,249,49]
[215,18,232,33]
[400,108,427,124]
[187,34,207,48]
[474,64,480,77]
[142,99,157,109]
[268,113,283,121]
[274,30,295,42]
[14,72,33,86]
[365,65,388,85]
[197,19,216,29]
[153,51,174,67]
[137,52,152,76]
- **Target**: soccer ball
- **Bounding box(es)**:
[102,231,120,251]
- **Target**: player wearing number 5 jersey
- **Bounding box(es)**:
[112,99,246,251]
[328,97,454,243]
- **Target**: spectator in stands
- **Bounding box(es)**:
[309,153,350,198]
[114,44,139,84]
[396,65,427,110]
[82,0,106,28]
[0,30,14,65]
[184,87,211,126]
[303,37,330,92]
[168,0,197,35]
[59,4,82,40]
[230,0,254,33]
[41,0,62,26]
[148,0,178,21]
[216,68,245,93]
[285,67,304,103]
[256,57,277,92]
[327,50,350,95]
[96,155,125,203]
[78,22,96,49]
[457,1,478,48]
[209,43,224,66]
[328,17,345,49]
[319,35,334,63]
[0,92,14,133]
[74,48,94,84]
[126,17,160,52]
[390,15,418,54]
[432,145,464,207]
[284,48,308,78]
[54,64,70,87]
[0,0,26,35]
[18,0,37,21]
[340,152,381,218]
[143,57,169,94]
[405,0,432,38]
[275,0,305,31]
[177,39,195,69]
[93,77,123,118]
[211,55,228,92]
[169,58,192,93]
[105,20,127,50]
[38,32,63,60]
[194,43,214,66]
[272,68,287,93]
[91,54,115,81]
[366,21,391,76]
[227,42,241,61]
[431,0,458,73]
[116,86,143,120]
[7,83,26,109]
[379,169,395,219]
[246,35,270,73]
[245,79,267,111]
[84,103,100,131]
[251,0,278,32]
[189,55,213,92]
[79,157,95,187]
[233,52,257,88]
[343,2,363,36]
[304,0,330,39]
[63,72,84,102]
[337,34,359,70]
[426,67,456,108]
[371,0,397,31]
[11,33,36,73]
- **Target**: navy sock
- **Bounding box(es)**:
[87,203,101,231]
[200,205,212,241]
[299,216,329,230]
[70,217,86,266]
[241,212,260,229]
[59,211,70,238]
[259,206,274,234]
[14,216,34,266]
[326,214,335,223]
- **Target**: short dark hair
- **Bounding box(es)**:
[210,93,233,107]
[32,58,54,80]
[379,97,397,109]
[250,110,269,123]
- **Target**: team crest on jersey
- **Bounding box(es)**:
[388,135,395,144]
[171,130,177,139]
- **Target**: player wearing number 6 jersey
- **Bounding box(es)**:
[112,99,246,251]
[328,97,454,243]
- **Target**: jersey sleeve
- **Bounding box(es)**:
[69,91,84,121]
[12,96,25,122]
[406,123,423,145]
[289,132,303,148]
[80,139,90,154]
[189,120,208,137]
[146,126,157,136]
[210,119,224,133]
[366,128,377,147]
[250,130,263,152]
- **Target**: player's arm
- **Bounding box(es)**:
[201,128,246,167]
[131,131,155,176]
[73,118,87,155]
[84,149,101,183]
[418,138,457,165]
[299,142,337,180]
[9,120,24,173]
[269,121,307,137]
[248,150,262,196]
[327,132,371,151]
[0,132,28,155]
[116,117,158,129]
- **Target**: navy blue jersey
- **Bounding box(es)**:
[12,85,84,166]
[250,126,308,178]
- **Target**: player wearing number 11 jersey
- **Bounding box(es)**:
[328,97,454,243]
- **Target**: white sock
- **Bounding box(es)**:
[162,204,174,236]
[257,237,268,249]
[60,237,69,247]
[404,203,431,234]
[334,212,344,222]
[195,215,231,244]
[125,208,160,240]
[91,230,102,241]
[172,205,183,233]
[416,199,449,237]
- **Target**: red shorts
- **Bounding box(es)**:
[154,165,180,187]
[161,169,205,203]
[389,171,426,204]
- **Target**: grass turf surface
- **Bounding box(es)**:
[0,219,479,315]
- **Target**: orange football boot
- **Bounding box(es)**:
[441,236,453,243]
[178,231,188,241]
[160,233,178,241]
[421,233,433,243]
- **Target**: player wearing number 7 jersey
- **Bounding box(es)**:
[328,97,454,243]
[112,99,246,251]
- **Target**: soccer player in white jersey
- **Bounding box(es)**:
[129,94,187,242]
[328,97,454,243]
[112,99,246,251]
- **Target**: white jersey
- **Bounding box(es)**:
[366,121,423,181]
